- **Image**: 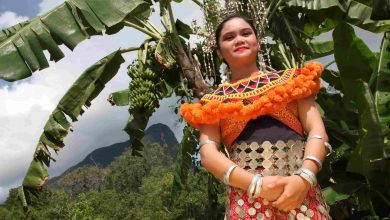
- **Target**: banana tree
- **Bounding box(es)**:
[0,0,211,209]
[266,0,390,218]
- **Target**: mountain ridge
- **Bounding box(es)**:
[48,123,178,185]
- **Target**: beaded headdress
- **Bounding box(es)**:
[192,0,271,84]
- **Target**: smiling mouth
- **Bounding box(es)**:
[234,47,248,52]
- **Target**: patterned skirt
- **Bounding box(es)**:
[225,140,331,220]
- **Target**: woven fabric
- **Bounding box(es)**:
[225,140,331,220]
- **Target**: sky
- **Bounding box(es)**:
[0,0,202,203]
[0,0,384,204]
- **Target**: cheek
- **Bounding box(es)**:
[220,43,234,56]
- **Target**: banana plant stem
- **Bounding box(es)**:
[123,20,161,40]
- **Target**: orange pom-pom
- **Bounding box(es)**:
[180,64,323,127]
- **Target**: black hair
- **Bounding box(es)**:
[215,14,258,49]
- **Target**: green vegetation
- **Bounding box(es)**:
[0,142,226,219]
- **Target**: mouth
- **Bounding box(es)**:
[234,46,249,52]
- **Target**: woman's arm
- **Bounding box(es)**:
[298,95,328,174]
[200,123,283,200]
[270,95,328,211]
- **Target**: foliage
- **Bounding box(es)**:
[57,166,105,197]
[0,141,225,219]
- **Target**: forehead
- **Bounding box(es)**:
[220,18,252,34]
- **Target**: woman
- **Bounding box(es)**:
[180,15,331,219]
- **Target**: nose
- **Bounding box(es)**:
[234,35,245,46]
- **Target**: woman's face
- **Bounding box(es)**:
[217,18,259,67]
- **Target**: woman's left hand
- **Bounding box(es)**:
[266,175,311,212]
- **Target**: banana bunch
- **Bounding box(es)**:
[128,66,160,114]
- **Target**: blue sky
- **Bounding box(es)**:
[0,0,200,203]
[0,0,41,17]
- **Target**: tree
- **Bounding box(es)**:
[1,0,390,218]
[57,165,105,197]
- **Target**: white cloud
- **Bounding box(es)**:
[0,11,28,28]
[38,0,64,15]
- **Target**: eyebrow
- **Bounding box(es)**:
[222,28,253,37]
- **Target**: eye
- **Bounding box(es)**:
[224,35,234,41]
[243,31,251,36]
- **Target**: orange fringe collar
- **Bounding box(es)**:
[180,62,323,129]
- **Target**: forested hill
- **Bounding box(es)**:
[48,123,178,185]
[0,123,226,219]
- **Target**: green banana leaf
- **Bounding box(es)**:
[371,0,390,20]
[346,1,390,33]
[286,0,343,10]
[308,40,334,59]
[171,125,199,201]
[155,33,176,68]
[0,21,30,43]
[322,172,366,205]
[0,0,145,82]
[110,89,130,106]
[21,50,125,205]
[375,33,390,141]
[333,22,386,187]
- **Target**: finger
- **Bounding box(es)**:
[276,197,295,212]
[268,178,287,188]
[271,192,288,207]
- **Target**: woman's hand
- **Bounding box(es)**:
[260,176,284,201]
[267,175,310,212]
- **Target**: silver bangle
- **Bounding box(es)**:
[293,168,317,187]
[247,174,261,197]
[303,156,322,171]
[307,134,333,156]
[199,139,218,148]
[223,164,238,185]
[253,174,263,198]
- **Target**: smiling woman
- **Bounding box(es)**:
[180,15,331,220]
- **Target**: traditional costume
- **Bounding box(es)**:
[180,62,331,219]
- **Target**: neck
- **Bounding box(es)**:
[229,62,260,83]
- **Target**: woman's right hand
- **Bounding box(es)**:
[260,176,284,201]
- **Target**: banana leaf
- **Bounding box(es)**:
[346,1,390,33]
[375,33,390,141]
[20,49,125,206]
[308,40,334,59]
[0,21,30,44]
[286,0,343,10]
[110,89,130,106]
[155,33,176,68]
[371,0,390,20]
[333,22,386,188]
[171,125,199,201]
[0,0,146,82]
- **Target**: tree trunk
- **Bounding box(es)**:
[175,46,212,98]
